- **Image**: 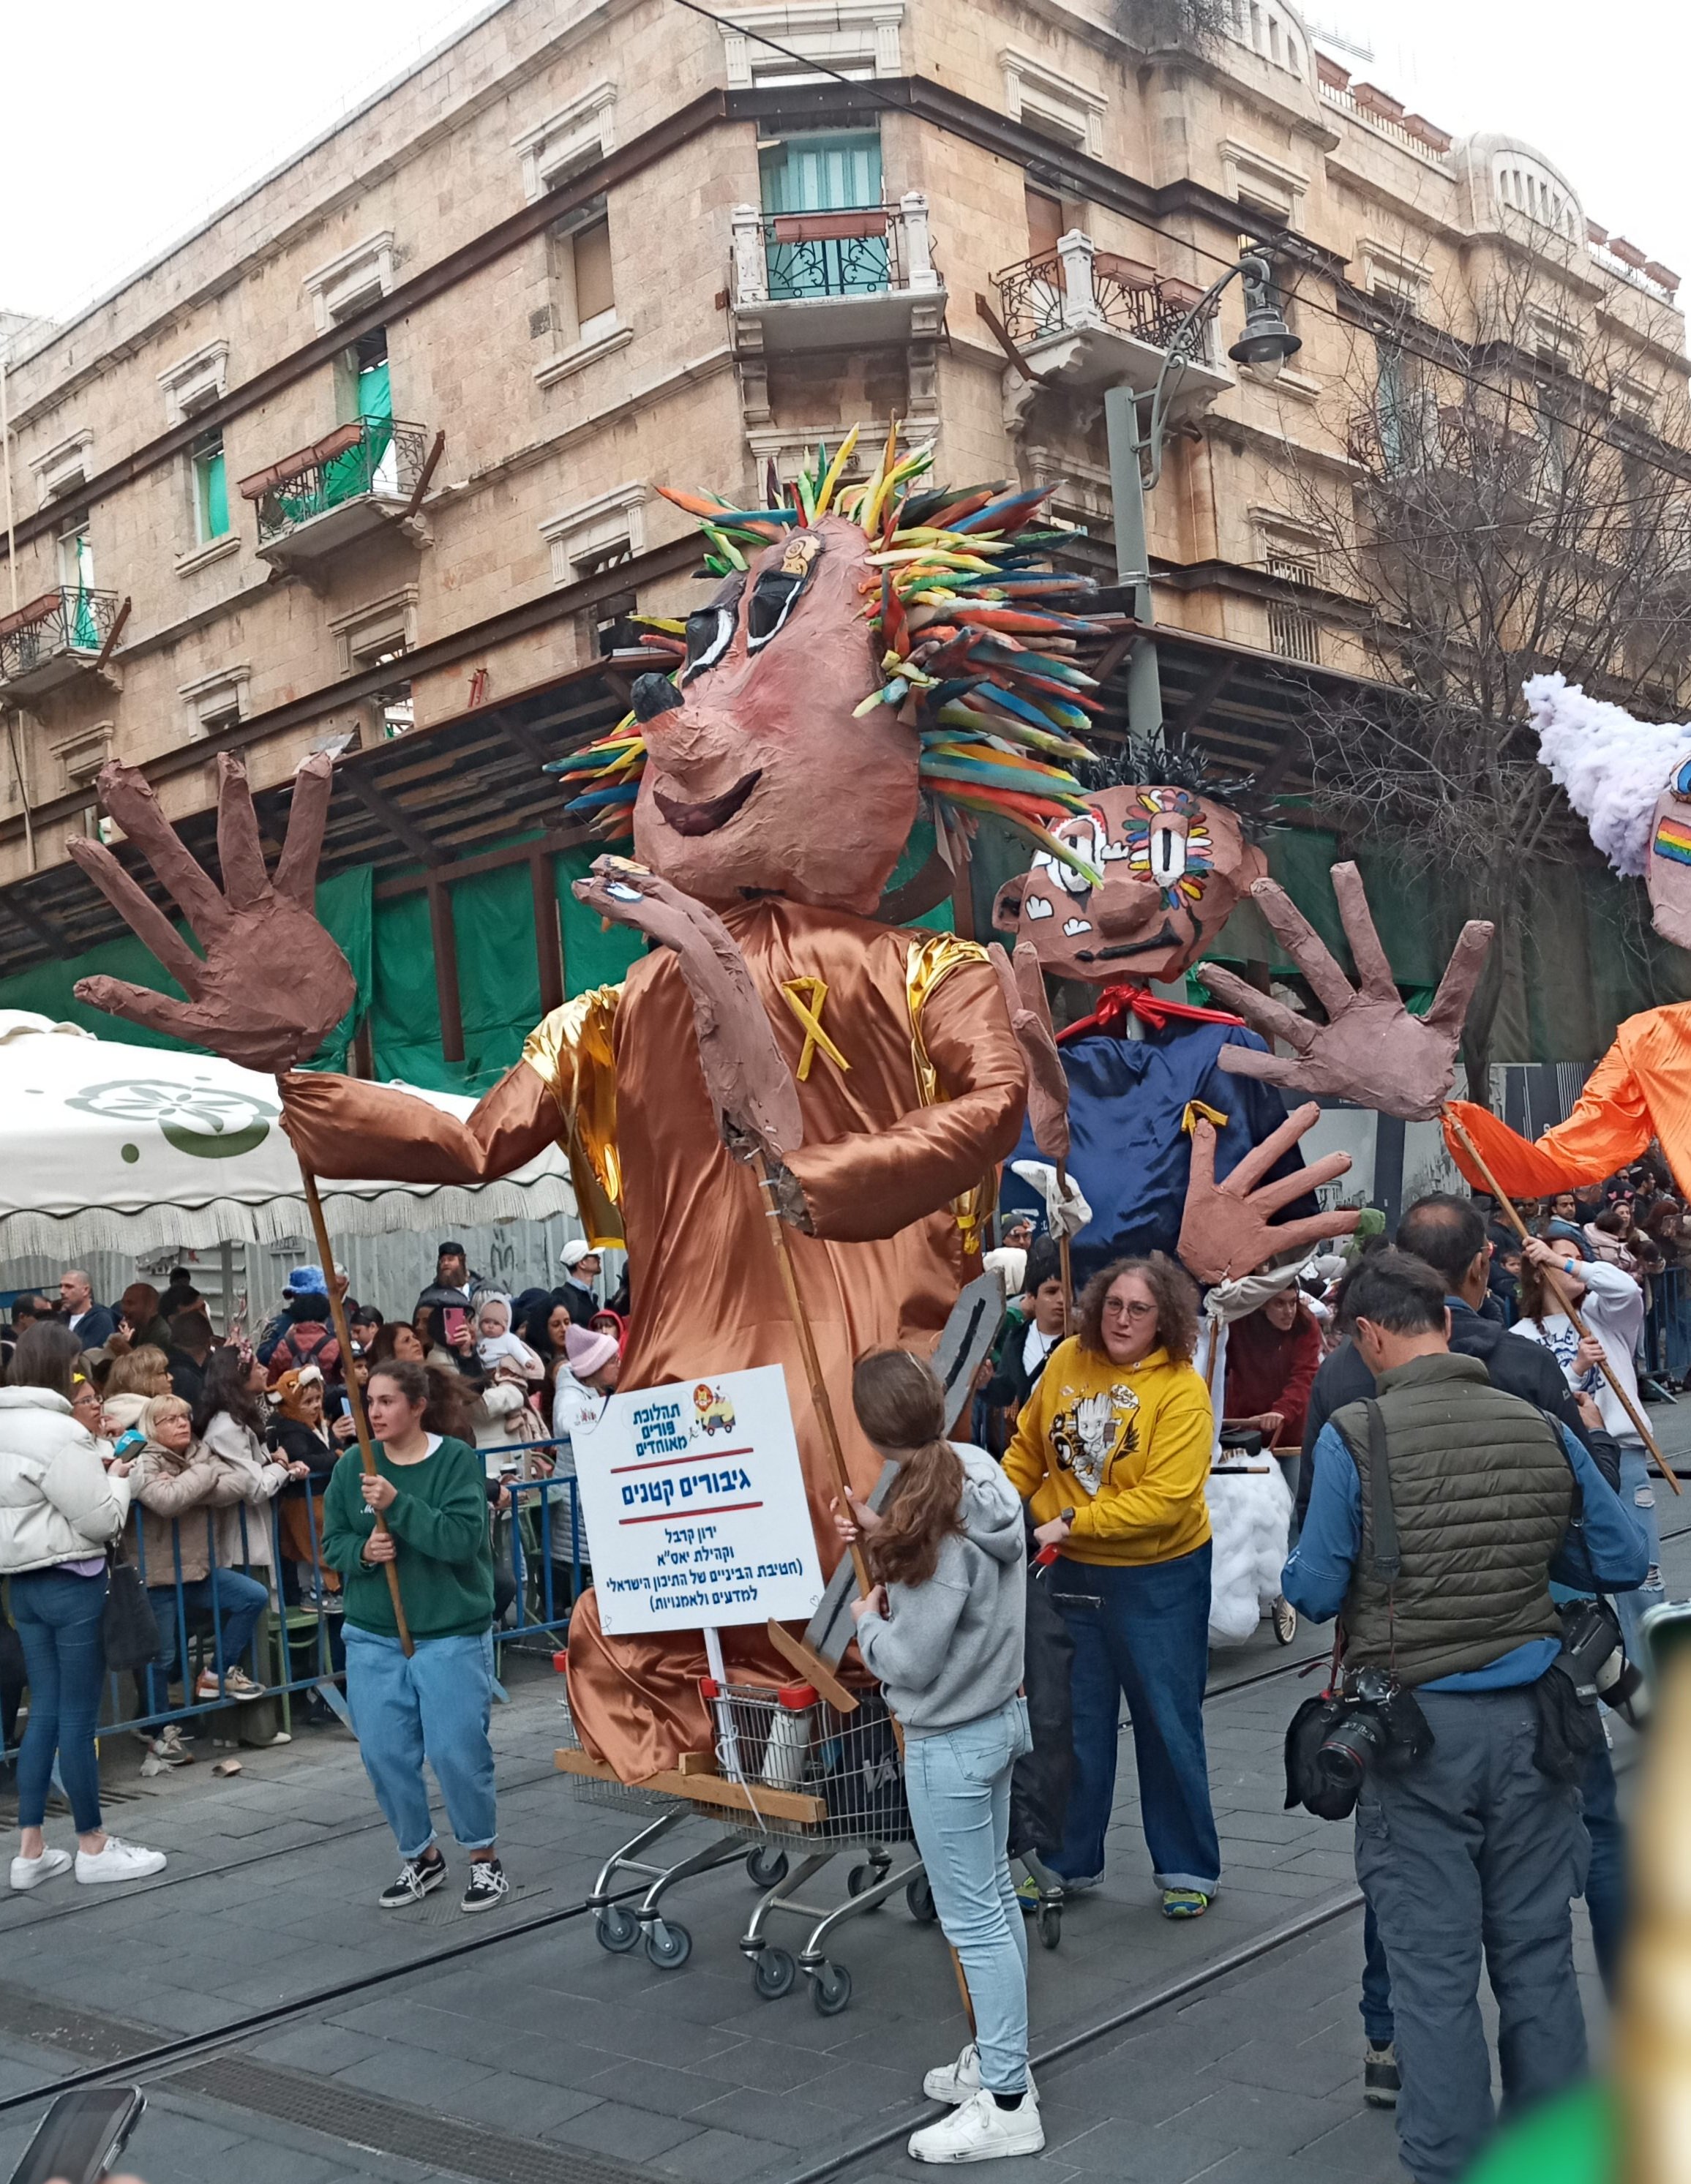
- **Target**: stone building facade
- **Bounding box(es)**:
[0,0,1684,1072]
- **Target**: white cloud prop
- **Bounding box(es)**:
[1524,671,1691,879]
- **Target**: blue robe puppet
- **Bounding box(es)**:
[987,766,1360,1648]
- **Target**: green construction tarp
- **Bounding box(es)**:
[370,821,956,1097]
[0,866,372,1073]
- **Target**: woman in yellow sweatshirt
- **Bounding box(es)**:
[1002,1253,1220,1918]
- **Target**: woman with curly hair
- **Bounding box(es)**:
[1002,1253,1220,1918]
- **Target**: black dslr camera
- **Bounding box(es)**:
[1284,1667,1433,1821]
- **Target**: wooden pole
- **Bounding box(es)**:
[1445,1112,1680,1495]
[752,1152,873,1594]
[751,1153,975,2030]
[280,1092,416,1648]
[1054,1160,1075,1339]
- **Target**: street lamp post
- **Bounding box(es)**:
[1106,252,1301,739]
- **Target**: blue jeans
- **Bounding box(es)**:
[1049,1546,1221,1894]
[145,1571,269,1715]
[1613,1446,1665,1665]
[345,1626,497,1857]
[10,1567,108,1834]
[904,1698,1032,2095]
[1359,1733,1626,2042]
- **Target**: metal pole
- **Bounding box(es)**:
[0,337,15,612]
[1103,384,1163,742]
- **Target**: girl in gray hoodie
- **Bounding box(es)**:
[838,1350,1035,2166]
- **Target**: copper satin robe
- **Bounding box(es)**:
[283,897,1025,1780]
[1445,1001,1691,1201]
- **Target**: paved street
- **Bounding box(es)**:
[0,1400,1684,2184]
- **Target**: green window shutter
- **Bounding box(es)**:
[759,132,882,212]
[359,359,392,421]
[205,448,228,537]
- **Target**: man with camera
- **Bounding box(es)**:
[1281,1250,1646,2184]
[1299,1194,1633,2109]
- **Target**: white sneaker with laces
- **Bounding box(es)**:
[908,2087,1044,2163]
[75,1836,167,1886]
[10,1847,72,1892]
[923,2046,1041,2109]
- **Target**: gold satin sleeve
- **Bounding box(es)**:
[786,942,1027,1244]
[521,985,626,1249]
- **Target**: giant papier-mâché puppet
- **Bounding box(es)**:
[990,751,1362,1287]
[67,429,1118,1782]
[1435,672,1691,1199]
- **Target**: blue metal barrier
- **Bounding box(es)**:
[0,1454,588,1760]
[1647,1265,1691,1386]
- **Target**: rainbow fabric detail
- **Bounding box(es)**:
[1654,816,1691,867]
[550,426,1113,881]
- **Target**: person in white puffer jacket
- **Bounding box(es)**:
[0,1323,167,1891]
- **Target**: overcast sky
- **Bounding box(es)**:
[4,0,1688,339]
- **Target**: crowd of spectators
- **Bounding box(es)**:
[0,1238,623,1809]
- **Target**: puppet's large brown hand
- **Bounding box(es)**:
[573,857,803,1171]
[988,939,1068,1162]
[66,754,355,1073]
[1178,1103,1359,1284]
[1204,864,1493,1123]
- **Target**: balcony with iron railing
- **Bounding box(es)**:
[0,586,121,697]
[991,232,1231,412]
[730,193,945,353]
[241,415,432,568]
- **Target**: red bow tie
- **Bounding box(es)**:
[1057,981,1245,1046]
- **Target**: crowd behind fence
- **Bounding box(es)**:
[0,1442,586,1764]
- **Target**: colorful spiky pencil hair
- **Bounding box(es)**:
[549,427,1120,879]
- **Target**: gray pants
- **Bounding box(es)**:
[1354,1684,1589,2184]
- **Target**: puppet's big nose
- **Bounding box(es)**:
[1092,876,1166,940]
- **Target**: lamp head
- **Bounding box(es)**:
[1228,256,1301,384]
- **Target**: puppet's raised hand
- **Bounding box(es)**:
[988,939,1069,1162]
[67,754,355,1073]
[1202,864,1493,1122]
[573,856,803,1170]
[1178,1103,1358,1284]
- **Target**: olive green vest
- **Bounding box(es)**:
[1332,1351,1572,1687]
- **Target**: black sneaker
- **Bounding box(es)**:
[379,1850,446,1909]
[1364,2042,1400,2107]
[462,1858,509,1914]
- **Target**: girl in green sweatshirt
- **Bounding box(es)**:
[321,1356,504,1915]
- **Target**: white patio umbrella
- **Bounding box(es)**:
[0,1010,576,1258]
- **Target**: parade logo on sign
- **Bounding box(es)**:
[574,1365,825,1635]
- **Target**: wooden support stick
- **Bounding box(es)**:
[753,1153,873,1594]
[752,1153,975,2027]
[284,1108,416,1647]
[1054,1160,1075,1340]
[1445,1112,1680,1495]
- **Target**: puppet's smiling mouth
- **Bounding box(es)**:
[1073,925,1181,963]
[651,770,762,836]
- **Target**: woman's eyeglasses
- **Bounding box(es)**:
[1102,1298,1157,1322]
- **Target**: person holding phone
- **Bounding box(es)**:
[320,1356,506,1913]
[1,1324,168,1889]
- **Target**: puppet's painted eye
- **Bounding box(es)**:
[683,607,735,680]
[1054,818,1099,894]
[1148,820,1188,884]
[746,533,825,651]
[1673,757,1691,802]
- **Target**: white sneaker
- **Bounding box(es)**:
[10,1847,72,1892]
[75,1836,167,1886]
[923,2045,1040,2108]
[909,2087,1044,2163]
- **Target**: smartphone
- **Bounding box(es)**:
[443,1306,468,1343]
[10,2087,146,2184]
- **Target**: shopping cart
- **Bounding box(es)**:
[555,1675,758,1970]
[557,1670,926,2014]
